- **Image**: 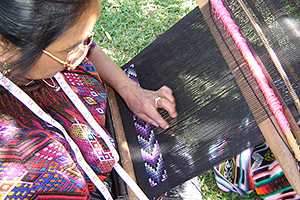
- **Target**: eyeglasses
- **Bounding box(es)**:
[43,32,95,70]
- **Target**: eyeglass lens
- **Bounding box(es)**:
[67,34,93,68]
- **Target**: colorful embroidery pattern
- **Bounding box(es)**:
[215,142,300,199]
[64,58,108,127]
[62,58,115,174]
[0,59,112,199]
[125,64,168,187]
[0,117,89,199]
[252,143,297,199]
[68,123,115,174]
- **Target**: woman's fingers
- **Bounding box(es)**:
[137,108,170,130]
[141,86,177,129]
[157,86,176,104]
[154,95,178,118]
[126,85,177,130]
[155,86,178,118]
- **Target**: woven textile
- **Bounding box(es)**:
[215,143,300,199]
[0,58,111,199]
[116,8,265,199]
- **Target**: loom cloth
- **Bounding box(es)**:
[213,0,300,198]
[116,7,265,199]
[0,58,112,199]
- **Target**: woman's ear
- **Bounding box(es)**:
[0,36,13,77]
[0,36,12,62]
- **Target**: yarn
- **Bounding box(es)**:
[210,0,290,135]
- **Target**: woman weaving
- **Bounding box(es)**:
[0,0,177,199]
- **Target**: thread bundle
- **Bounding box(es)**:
[211,0,290,134]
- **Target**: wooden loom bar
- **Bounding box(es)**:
[106,85,138,200]
[246,0,300,91]
[255,50,300,148]
[236,0,300,142]
[243,0,300,143]
[219,0,300,152]
[197,0,300,194]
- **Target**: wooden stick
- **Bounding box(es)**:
[246,0,300,89]
[106,85,138,200]
[237,0,300,165]
[196,0,300,194]
[237,0,300,118]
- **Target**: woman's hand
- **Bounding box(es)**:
[123,84,178,130]
[89,46,177,129]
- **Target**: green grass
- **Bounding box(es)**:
[199,170,261,200]
[96,0,196,65]
[95,0,261,199]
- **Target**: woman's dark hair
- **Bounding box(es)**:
[0,0,93,80]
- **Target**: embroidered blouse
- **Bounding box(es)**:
[0,58,112,199]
